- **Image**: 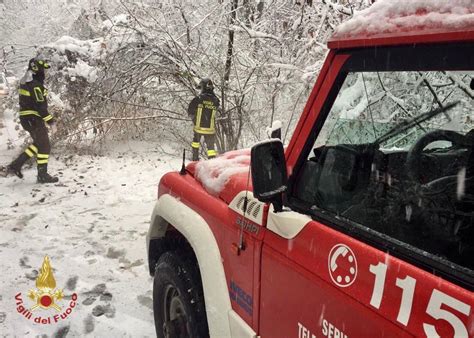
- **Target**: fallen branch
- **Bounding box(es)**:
[89,115,190,121]
[91,94,184,116]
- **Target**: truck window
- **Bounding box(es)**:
[293,69,474,279]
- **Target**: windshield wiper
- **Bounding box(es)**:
[374,101,459,146]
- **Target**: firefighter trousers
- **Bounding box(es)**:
[191,132,217,161]
[19,117,51,165]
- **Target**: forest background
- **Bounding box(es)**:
[0,0,372,154]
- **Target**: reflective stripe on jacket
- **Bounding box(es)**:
[188,92,220,135]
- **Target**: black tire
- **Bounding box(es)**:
[153,251,209,338]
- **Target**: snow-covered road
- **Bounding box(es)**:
[0,139,182,337]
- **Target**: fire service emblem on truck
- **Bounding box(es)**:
[328,244,358,288]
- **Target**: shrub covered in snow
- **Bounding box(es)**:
[3,1,371,151]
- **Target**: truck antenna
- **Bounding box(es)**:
[179,149,186,175]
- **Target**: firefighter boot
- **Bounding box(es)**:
[37,164,59,183]
[7,152,30,178]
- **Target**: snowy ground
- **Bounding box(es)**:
[0,109,183,336]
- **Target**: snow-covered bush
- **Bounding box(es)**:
[56,0,372,150]
[2,0,372,151]
[35,36,107,146]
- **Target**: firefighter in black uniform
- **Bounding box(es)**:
[188,78,220,161]
[6,57,58,183]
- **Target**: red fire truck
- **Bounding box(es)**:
[147,3,474,337]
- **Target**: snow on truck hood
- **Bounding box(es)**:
[330,0,474,47]
[186,149,251,200]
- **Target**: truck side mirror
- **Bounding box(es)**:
[251,140,287,211]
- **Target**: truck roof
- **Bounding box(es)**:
[328,0,474,49]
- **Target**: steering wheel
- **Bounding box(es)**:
[406,130,466,184]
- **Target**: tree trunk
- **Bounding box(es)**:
[217,0,239,152]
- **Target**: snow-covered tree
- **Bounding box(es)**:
[2,0,372,151]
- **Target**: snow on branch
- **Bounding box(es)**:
[232,22,281,43]
[264,63,303,72]
[446,71,474,99]
[321,0,354,16]
[90,115,189,121]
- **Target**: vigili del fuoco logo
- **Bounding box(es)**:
[14,255,78,324]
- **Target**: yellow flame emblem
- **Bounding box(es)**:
[36,255,56,290]
[28,256,63,311]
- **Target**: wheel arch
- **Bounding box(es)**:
[147,193,232,338]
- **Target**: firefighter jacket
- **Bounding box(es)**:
[18,77,53,124]
[188,92,219,135]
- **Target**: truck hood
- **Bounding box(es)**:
[185,149,252,204]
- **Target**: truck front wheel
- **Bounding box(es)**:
[153,251,208,338]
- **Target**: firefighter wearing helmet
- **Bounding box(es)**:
[188,78,220,161]
[5,57,58,183]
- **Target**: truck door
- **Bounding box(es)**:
[258,48,474,338]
